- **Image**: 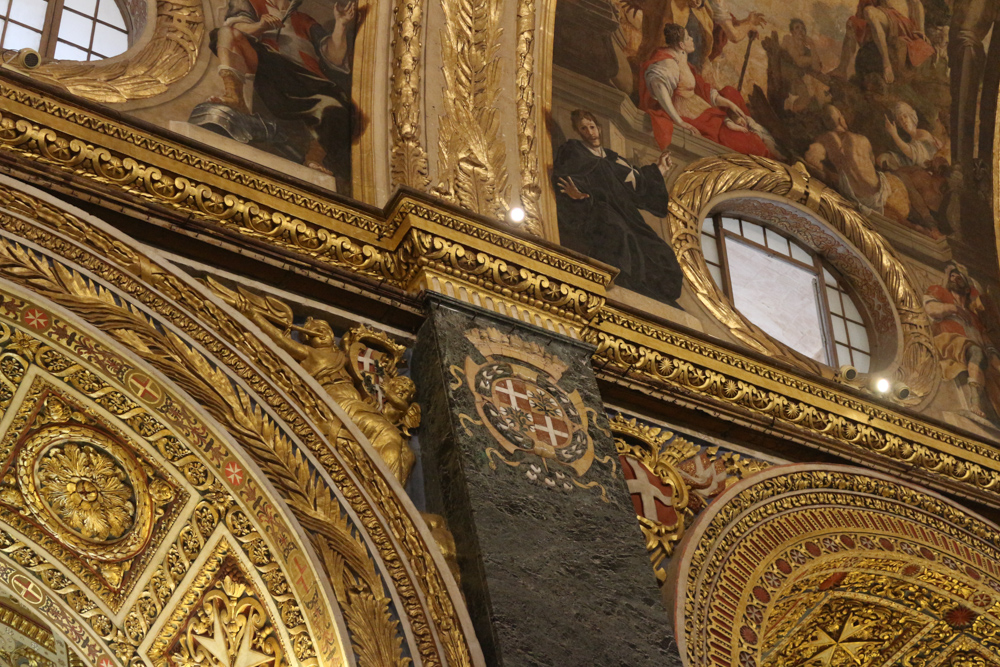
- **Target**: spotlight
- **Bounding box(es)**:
[875,378,891,393]
[838,365,858,382]
[893,382,911,401]
[508,207,526,223]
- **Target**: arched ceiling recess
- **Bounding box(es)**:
[672,464,1000,667]
[0,174,481,667]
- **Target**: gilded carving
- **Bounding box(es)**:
[390,0,431,189]
[206,279,420,485]
[0,599,55,651]
[11,0,204,104]
[678,466,1000,667]
[432,0,510,217]
[514,0,542,236]
[666,155,939,399]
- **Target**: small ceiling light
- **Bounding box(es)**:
[509,207,526,223]
[875,378,891,393]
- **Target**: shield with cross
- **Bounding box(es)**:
[339,325,407,409]
[465,357,593,477]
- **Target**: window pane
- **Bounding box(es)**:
[831,315,848,345]
[854,351,870,373]
[764,228,789,255]
[0,1,12,17]
[826,286,843,315]
[790,242,811,264]
[54,39,89,59]
[725,235,829,364]
[823,266,837,286]
[742,220,766,247]
[3,22,40,50]
[64,0,97,14]
[843,293,863,322]
[848,321,869,352]
[702,236,720,264]
[96,0,126,28]
[702,217,716,235]
[9,0,47,30]
[93,22,127,55]
[836,343,851,366]
[708,264,723,288]
[722,217,740,234]
[58,9,93,46]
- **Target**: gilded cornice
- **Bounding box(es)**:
[3,73,1000,512]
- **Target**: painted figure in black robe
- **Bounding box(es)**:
[553,110,684,306]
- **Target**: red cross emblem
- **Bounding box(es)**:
[621,456,679,527]
[356,347,380,374]
[288,551,310,589]
[9,573,43,605]
[127,373,161,402]
[22,308,50,331]
[98,657,115,667]
[493,379,571,449]
[225,461,244,486]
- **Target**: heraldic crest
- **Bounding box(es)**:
[458,328,612,500]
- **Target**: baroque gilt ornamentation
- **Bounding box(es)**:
[10,0,204,103]
[677,465,1000,667]
[514,0,542,236]
[666,154,939,399]
[432,0,510,218]
[610,414,767,582]
[390,0,431,189]
[0,181,477,667]
[206,279,420,485]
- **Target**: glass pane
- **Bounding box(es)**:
[847,321,869,352]
[58,9,93,46]
[836,343,851,366]
[63,0,97,14]
[826,286,843,315]
[708,264,723,288]
[854,351,870,373]
[823,266,837,286]
[93,22,127,55]
[9,0,47,29]
[0,1,10,18]
[843,293,863,322]
[722,217,740,234]
[790,242,812,264]
[702,235,720,264]
[702,217,715,235]
[3,22,40,49]
[96,0,126,27]
[54,39,89,59]
[831,315,848,344]
[725,235,829,364]
[764,228,789,255]
[742,220,766,247]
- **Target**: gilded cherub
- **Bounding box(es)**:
[208,279,419,484]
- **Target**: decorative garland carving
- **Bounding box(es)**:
[514,0,543,236]
[10,0,204,104]
[390,0,431,189]
[667,154,939,400]
[432,0,510,218]
[0,183,476,667]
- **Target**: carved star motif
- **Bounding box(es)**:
[793,615,879,667]
[195,610,273,667]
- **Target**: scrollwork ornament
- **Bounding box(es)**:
[667,154,939,400]
[390,0,431,189]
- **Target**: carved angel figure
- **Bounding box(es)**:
[208,279,419,484]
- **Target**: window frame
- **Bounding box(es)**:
[702,213,873,372]
[0,0,131,61]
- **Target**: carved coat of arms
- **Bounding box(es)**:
[457,328,610,499]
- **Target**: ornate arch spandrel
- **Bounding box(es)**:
[672,464,1000,667]
[666,154,940,402]
[0,174,484,667]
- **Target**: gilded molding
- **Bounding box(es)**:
[390,0,431,190]
[432,0,510,218]
[667,154,939,400]
[514,0,543,236]
[11,0,204,104]
[0,183,477,667]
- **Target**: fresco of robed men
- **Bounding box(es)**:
[187,0,357,192]
[551,0,1000,430]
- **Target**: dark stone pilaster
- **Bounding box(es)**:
[413,295,681,667]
